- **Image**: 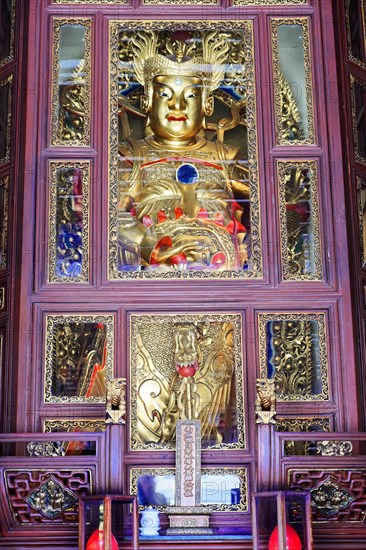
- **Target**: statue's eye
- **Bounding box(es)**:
[158,90,170,98]
[187,91,198,99]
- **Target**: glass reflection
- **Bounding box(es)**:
[282,164,320,279]
[51,165,86,280]
[353,80,366,160]
[275,22,311,142]
[347,0,366,63]
[136,472,242,509]
[56,23,87,143]
[357,176,366,266]
[0,79,11,161]
[0,176,8,269]
[50,321,107,399]
[110,25,257,277]
[266,319,322,399]
[0,0,12,65]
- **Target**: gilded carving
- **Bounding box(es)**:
[276,417,331,455]
[5,469,91,524]
[44,314,114,403]
[271,18,315,145]
[106,377,127,424]
[315,440,353,457]
[53,0,127,3]
[130,467,248,512]
[130,313,245,451]
[0,75,12,164]
[277,161,322,280]
[109,21,261,280]
[235,0,306,4]
[0,287,5,310]
[27,441,66,458]
[48,161,90,283]
[310,479,354,518]
[288,469,366,522]
[144,0,216,3]
[351,76,366,165]
[43,419,105,432]
[51,19,91,146]
[26,476,78,519]
[0,176,9,269]
[259,313,329,401]
[255,378,276,425]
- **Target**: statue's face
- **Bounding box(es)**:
[149,74,205,144]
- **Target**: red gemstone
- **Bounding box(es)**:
[268,524,302,550]
[178,365,196,378]
[86,528,119,550]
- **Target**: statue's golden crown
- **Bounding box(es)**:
[131,30,229,94]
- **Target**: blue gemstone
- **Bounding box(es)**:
[176,163,199,184]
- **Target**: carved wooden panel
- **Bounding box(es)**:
[288,469,366,522]
[4,469,92,524]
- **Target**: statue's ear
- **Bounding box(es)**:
[204,95,214,117]
[140,93,150,114]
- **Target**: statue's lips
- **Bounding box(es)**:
[167,115,187,122]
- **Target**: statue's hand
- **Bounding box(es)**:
[150,233,224,267]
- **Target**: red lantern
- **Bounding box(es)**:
[86,527,119,550]
[268,524,302,550]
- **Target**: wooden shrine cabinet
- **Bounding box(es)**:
[0,0,365,548]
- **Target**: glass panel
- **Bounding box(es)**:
[259,314,329,401]
[51,20,91,146]
[44,314,114,403]
[130,313,245,451]
[0,0,14,66]
[357,175,366,266]
[132,468,248,512]
[48,162,89,283]
[272,19,314,144]
[352,77,366,162]
[109,21,260,279]
[0,75,12,163]
[278,161,322,280]
[43,419,105,455]
[0,176,9,270]
[346,0,366,64]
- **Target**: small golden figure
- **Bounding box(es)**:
[106,378,127,424]
[255,378,276,425]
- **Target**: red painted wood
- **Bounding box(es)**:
[2,0,365,547]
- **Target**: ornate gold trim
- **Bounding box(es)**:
[0,0,15,68]
[44,314,114,403]
[0,287,4,310]
[48,161,90,283]
[345,0,366,70]
[276,417,331,432]
[0,176,9,270]
[235,0,306,4]
[51,18,91,147]
[0,76,13,165]
[277,160,322,280]
[143,0,217,3]
[258,312,329,401]
[43,419,105,432]
[108,20,261,280]
[129,466,248,512]
[129,313,245,451]
[271,18,315,145]
[357,175,366,267]
[53,0,127,3]
[351,76,366,165]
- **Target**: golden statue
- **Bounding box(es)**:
[135,320,236,447]
[117,31,249,273]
